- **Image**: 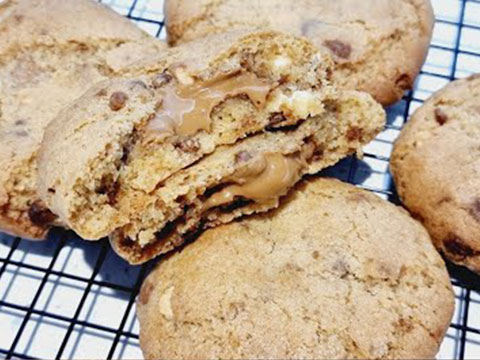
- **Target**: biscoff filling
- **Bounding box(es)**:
[204,152,306,211]
[147,71,273,138]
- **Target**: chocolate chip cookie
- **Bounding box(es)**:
[0,0,164,239]
[391,74,480,273]
[165,0,434,106]
[137,178,454,359]
[38,30,385,264]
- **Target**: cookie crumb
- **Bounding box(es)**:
[324,40,352,59]
[109,91,128,111]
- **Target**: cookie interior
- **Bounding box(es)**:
[39,32,331,237]
[111,91,384,264]
[38,32,384,262]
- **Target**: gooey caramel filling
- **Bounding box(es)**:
[148,72,273,137]
[204,153,305,211]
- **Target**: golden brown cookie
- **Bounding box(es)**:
[0,0,164,239]
[137,178,454,359]
[38,30,385,264]
[391,74,480,273]
[164,0,434,106]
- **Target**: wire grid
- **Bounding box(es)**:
[0,0,479,359]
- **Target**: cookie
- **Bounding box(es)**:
[0,0,165,239]
[391,74,480,273]
[38,30,385,264]
[164,0,434,107]
[137,178,454,359]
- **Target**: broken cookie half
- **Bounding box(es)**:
[38,30,385,264]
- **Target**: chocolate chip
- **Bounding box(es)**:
[174,137,200,153]
[152,72,173,89]
[96,175,120,205]
[28,201,56,226]
[175,195,187,204]
[469,199,480,223]
[434,108,448,125]
[120,236,136,247]
[444,236,477,259]
[395,74,412,91]
[14,119,25,126]
[235,151,253,163]
[121,146,130,164]
[312,146,325,161]
[346,127,364,142]
[48,188,56,194]
[266,113,287,131]
[121,130,139,164]
[96,88,108,97]
[324,40,352,59]
[109,92,128,111]
[312,251,319,259]
[107,183,120,205]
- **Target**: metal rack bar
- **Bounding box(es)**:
[55,243,109,359]
[5,237,67,358]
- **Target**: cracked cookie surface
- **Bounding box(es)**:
[137,178,454,359]
[0,0,165,239]
[391,74,480,273]
[165,0,434,106]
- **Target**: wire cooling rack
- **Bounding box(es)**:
[0,0,479,359]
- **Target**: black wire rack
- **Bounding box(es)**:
[0,0,479,359]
